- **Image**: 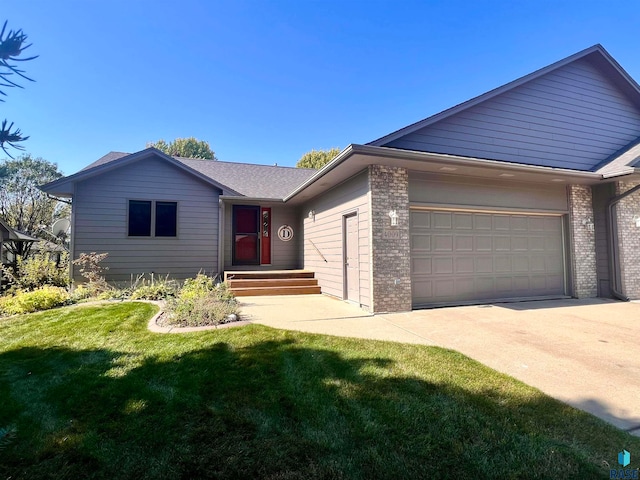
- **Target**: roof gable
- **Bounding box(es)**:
[41,148,317,200]
[369,45,640,172]
[41,148,241,196]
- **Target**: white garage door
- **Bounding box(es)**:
[411,209,566,307]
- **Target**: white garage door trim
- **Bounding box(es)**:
[410,206,569,308]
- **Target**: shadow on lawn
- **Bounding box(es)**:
[0,338,633,480]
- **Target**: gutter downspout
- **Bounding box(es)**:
[606,183,640,301]
[218,198,225,279]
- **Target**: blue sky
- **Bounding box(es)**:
[3,1,640,174]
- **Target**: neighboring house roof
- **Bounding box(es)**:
[0,217,40,243]
[42,148,317,200]
[31,239,66,253]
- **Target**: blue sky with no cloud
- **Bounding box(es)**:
[3,1,640,174]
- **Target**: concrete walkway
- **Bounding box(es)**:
[240,295,640,435]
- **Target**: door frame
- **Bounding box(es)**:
[232,205,261,266]
[343,212,360,303]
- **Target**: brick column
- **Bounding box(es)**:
[368,165,412,313]
[567,185,597,298]
[615,180,640,299]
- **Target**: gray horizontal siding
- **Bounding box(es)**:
[303,171,370,308]
[223,205,302,270]
[409,172,568,212]
[73,156,220,283]
[385,58,640,171]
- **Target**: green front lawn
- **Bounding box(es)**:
[0,302,637,479]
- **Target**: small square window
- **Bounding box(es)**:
[156,202,177,237]
[129,200,151,236]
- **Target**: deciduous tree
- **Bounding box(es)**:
[295,148,341,169]
[0,154,65,258]
[147,137,217,160]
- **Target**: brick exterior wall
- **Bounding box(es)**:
[368,165,412,313]
[615,180,640,299]
[567,185,598,298]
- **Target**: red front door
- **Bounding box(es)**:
[233,206,260,265]
[232,205,271,266]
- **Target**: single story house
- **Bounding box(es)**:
[42,44,640,312]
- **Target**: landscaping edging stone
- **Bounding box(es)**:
[144,300,250,334]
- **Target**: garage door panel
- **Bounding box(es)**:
[494,216,510,230]
[411,234,431,251]
[454,214,473,229]
[476,236,492,252]
[494,256,512,272]
[433,257,454,274]
[474,215,492,230]
[412,279,433,298]
[434,235,453,251]
[476,257,493,273]
[529,217,546,231]
[513,276,530,291]
[513,256,529,272]
[494,236,511,251]
[411,211,431,228]
[511,216,528,230]
[547,275,564,290]
[476,277,495,294]
[512,236,528,251]
[456,278,475,296]
[545,217,561,231]
[455,235,473,251]
[433,212,453,228]
[545,236,561,251]
[455,257,474,274]
[411,210,566,306]
[412,257,432,275]
[435,279,455,297]
[496,277,514,292]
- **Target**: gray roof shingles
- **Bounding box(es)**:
[79,151,317,199]
[176,157,316,199]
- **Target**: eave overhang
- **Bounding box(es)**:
[284,144,605,205]
[219,196,285,205]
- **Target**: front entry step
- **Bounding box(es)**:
[225,270,321,296]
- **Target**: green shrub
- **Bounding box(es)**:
[163,275,238,327]
[69,285,93,302]
[1,252,69,290]
[0,286,70,316]
[178,274,216,300]
[97,288,131,301]
[130,281,176,300]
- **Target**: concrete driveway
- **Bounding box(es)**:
[240,295,640,434]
